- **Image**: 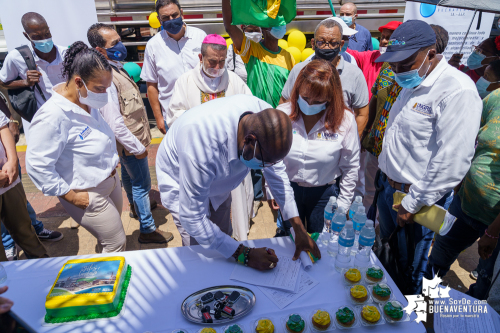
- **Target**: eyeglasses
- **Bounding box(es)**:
[315,41,341,49]
[255,140,282,168]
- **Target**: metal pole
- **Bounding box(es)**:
[458,9,477,54]
[328,0,336,17]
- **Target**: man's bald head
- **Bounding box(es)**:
[238,108,293,165]
[21,12,48,33]
[341,2,357,14]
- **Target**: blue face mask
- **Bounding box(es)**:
[269,25,286,40]
[341,41,349,53]
[476,76,500,99]
[394,50,431,89]
[239,142,270,170]
[341,16,353,26]
[298,95,327,116]
[31,37,54,53]
[467,50,486,70]
[162,16,184,35]
[106,41,127,61]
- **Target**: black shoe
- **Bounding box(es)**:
[130,199,158,219]
[274,228,288,238]
[37,228,64,241]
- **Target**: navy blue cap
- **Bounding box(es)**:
[375,20,436,63]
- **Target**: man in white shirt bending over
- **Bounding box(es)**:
[141,0,206,134]
[156,94,321,269]
[374,20,482,294]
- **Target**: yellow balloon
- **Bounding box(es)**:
[288,31,306,52]
[301,48,314,62]
[226,38,233,47]
[278,39,289,49]
[149,12,161,29]
[287,46,302,64]
[287,28,300,35]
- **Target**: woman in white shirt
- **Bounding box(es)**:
[270,59,360,234]
[26,41,126,253]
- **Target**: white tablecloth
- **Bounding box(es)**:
[2,238,425,333]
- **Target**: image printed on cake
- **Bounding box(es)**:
[383,301,404,321]
[311,309,331,330]
[256,318,274,333]
[344,268,361,284]
[350,285,368,303]
[225,324,244,333]
[361,305,381,324]
[286,314,305,333]
[45,257,131,323]
[371,283,391,302]
[335,307,355,328]
[365,266,384,283]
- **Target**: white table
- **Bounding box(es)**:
[3,237,425,333]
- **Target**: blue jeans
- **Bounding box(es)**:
[377,175,453,295]
[425,194,500,300]
[278,180,340,234]
[2,164,44,251]
[120,153,156,234]
[252,170,264,201]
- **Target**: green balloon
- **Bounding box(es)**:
[123,62,142,83]
[372,37,380,50]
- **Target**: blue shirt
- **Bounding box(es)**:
[348,23,373,52]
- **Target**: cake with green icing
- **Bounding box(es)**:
[372,283,391,301]
[286,314,305,333]
[226,324,244,333]
[44,256,131,323]
[384,301,404,321]
[335,307,355,327]
[366,266,384,282]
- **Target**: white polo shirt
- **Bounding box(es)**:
[141,26,207,121]
[379,56,482,214]
[0,43,66,109]
[156,94,299,258]
[26,84,119,197]
[269,102,360,210]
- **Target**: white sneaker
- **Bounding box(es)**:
[5,247,17,261]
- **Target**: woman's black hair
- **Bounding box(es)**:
[489,59,500,81]
[62,41,111,85]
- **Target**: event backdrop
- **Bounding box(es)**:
[404,1,495,64]
[0,0,98,51]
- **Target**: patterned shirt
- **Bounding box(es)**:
[236,35,295,108]
[459,88,500,225]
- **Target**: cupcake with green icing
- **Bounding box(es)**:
[384,301,404,321]
[286,314,305,333]
[335,307,355,327]
[225,324,244,333]
[372,283,391,302]
[366,266,384,282]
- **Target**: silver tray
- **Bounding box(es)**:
[181,285,256,325]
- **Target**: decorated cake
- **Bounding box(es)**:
[286,314,305,333]
[372,283,391,302]
[45,256,131,323]
[344,268,361,283]
[366,266,384,282]
[311,310,331,330]
[384,301,404,321]
[200,328,217,333]
[256,318,274,333]
[361,305,381,324]
[350,285,368,303]
[226,324,244,333]
[335,307,355,327]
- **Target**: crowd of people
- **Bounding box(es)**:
[0,0,500,313]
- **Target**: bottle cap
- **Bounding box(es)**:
[329,196,337,203]
[355,196,362,203]
[345,220,353,228]
[365,220,374,227]
[357,206,365,214]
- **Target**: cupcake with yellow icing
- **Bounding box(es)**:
[350,285,368,303]
[200,328,217,333]
[255,318,274,333]
[361,305,381,324]
[344,268,361,284]
[311,309,331,330]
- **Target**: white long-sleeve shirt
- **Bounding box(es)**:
[156,94,299,258]
[27,84,119,197]
[267,102,360,210]
[378,56,482,214]
[0,112,20,196]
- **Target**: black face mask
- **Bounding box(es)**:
[314,47,340,62]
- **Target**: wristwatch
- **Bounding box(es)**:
[9,120,19,125]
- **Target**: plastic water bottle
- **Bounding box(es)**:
[328,207,347,256]
[0,263,6,284]
[322,197,338,244]
[351,206,367,255]
[348,196,363,220]
[355,220,376,268]
[335,220,355,272]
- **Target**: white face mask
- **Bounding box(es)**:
[245,32,262,43]
[78,79,108,109]
[202,60,226,78]
[379,46,387,54]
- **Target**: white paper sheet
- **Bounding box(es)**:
[230,256,301,292]
[290,228,313,271]
[434,288,497,333]
[259,269,319,309]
